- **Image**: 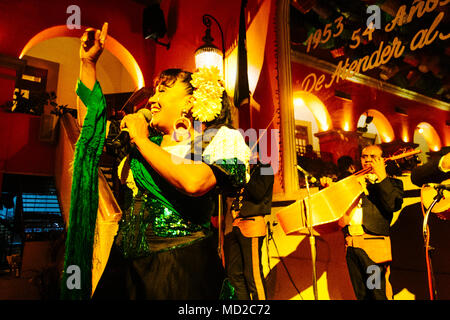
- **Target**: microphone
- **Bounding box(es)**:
[111,108,152,149]
[297,165,317,183]
[297,165,311,176]
[135,108,152,122]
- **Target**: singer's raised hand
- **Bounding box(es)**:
[77,22,108,127]
[80,22,108,64]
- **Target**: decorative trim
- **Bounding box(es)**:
[276,0,298,196]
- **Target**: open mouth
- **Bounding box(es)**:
[150,103,161,115]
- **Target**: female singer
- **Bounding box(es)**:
[68,23,250,299]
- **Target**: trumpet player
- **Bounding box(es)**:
[321,145,404,300]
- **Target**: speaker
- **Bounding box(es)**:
[143,4,167,40]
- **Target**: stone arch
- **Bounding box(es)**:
[358,109,395,143]
[19,25,145,89]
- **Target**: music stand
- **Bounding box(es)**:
[422,187,445,300]
[298,165,318,300]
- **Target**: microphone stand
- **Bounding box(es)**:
[297,165,318,300]
[422,187,445,300]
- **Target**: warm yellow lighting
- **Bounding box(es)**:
[225,53,262,97]
[225,48,237,94]
[416,122,442,151]
[343,122,350,131]
[293,91,332,132]
[20,25,68,59]
[365,109,395,143]
[104,36,145,89]
[195,48,223,77]
[224,0,270,96]
[293,97,305,108]
[341,102,353,133]
[401,123,409,143]
[20,25,145,89]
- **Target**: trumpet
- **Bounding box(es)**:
[354,149,421,177]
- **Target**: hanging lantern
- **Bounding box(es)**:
[194,15,224,77]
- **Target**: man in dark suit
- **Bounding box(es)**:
[342,145,404,300]
[223,161,274,300]
[411,147,450,187]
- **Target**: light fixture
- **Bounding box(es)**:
[195,14,225,77]
[334,90,352,101]
[395,106,408,116]
[357,126,368,133]
[357,112,373,133]
[343,122,350,131]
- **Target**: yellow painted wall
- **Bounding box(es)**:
[23,37,135,109]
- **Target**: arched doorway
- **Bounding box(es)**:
[19,25,145,89]
[16,25,146,123]
[357,109,395,145]
[21,37,137,111]
[293,90,332,155]
[414,122,442,163]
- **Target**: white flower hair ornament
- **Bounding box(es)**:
[190,66,225,122]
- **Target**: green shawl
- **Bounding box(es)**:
[60,80,106,300]
[129,136,180,214]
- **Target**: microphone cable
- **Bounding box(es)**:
[266,221,303,300]
[421,185,437,300]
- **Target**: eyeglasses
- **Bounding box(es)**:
[361,154,381,160]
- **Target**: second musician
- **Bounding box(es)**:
[322,145,404,300]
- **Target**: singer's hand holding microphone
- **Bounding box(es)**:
[113,108,152,148]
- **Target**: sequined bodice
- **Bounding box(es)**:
[115,189,207,258]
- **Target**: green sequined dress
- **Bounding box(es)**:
[94,123,250,300]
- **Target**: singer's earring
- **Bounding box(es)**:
[172,110,191,142]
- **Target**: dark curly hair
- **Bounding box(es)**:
[154,68,234,129]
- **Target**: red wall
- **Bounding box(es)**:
[0,68,16,106]
[0,110,55,176]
